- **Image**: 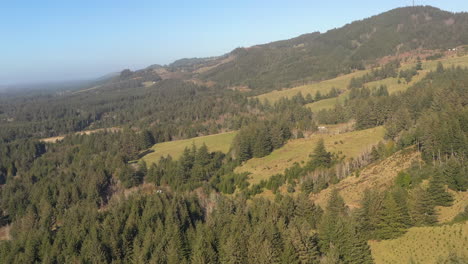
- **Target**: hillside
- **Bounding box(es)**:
[369,222,468,264]
[236,126,385,184]
[311,148,420,209]
[141,131,237,164]
[199,6,468,92]
[1,5,468,264]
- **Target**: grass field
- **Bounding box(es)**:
[235,126,385,185]
[141,131,237,164]
[369,221,468,264]
[273,55,468,113]
[255,70,369,103]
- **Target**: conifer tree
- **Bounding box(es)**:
[411,187,437,226]
[428,173,454,206]
[308,138,332,169]
[375,193,407,239]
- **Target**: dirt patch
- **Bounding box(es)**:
[444,18,455,26]
[40,127,121,143]
[0,225,11,241]
[194,55,236,74]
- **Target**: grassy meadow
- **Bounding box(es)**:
[369,221,468,264]
[235,126,385,185]
[141,131,237,164]
[255,70,369,103]
[250,54,468,113]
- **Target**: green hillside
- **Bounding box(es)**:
[142,131,237,164]
[201,6,468,92]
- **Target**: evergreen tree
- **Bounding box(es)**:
[375,193,407,239]
[411,187,437,226]
[308,138,332,169]
[253,126,272,158]
[428,173,454,206]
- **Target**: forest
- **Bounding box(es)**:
[1,5,468,264]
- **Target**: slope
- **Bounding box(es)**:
[141,131,237,164]
[310,148,421,209]
[201,6,468,92]
[236,126,385,185]
[369,221,468,264]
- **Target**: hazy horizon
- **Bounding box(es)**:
[2,0,468,86]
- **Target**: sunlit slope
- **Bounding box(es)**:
[142,131,237,164]
[437,191,468,223]
[310,148,421,209]
[254,54,468,113]
[369,221,468,264]
[255,70,369,103]
[235,126,385,185]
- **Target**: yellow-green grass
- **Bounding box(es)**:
[235,126,385,185]
[306,91,349,112]
[369,221,468,264]
[142,131,237,164]
[255,70,370,103]
[437,191,468,223]
[311,148,421,209]
[303,55,468,113]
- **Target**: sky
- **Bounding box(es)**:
[1,0,468,85]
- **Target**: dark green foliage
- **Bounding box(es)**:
[307,138,332,169]
[375,193,407,239]
[349,60,400,89]
[395,171,412,188]
[319,189,373,263]
[411,187,437,226]
[443,157,468,191]
[427,173,454,206]
[201,7,468,93]
[232,96,314,161]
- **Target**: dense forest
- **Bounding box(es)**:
[1,5,468,264]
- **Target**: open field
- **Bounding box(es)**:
[310,148,421,209]
[255,70,369,103]
[142,131,237,164]
[235,126,385,185]
[299,55,468,113]
[369,221,468,264]
[40,127,121,143]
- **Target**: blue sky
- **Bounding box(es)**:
[1,0,467,84]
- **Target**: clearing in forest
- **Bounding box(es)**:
[255,70,369,103]
[141,131,237,164]
[236,126,385,185]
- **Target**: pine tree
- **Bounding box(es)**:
[375,193,407,239]
[308,138,332,169]
[428,173,454,206]
[411,187,437,226]
[356,189,383,239]
[295,193,322,229]
[280,241,300,264]
[139,130,155,149]
[443,157,468,191]
[319,189,347,251]
[288,221,320,264]
[253,126,272,158]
